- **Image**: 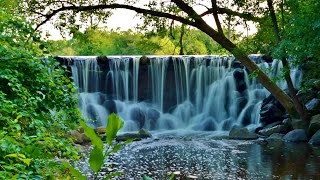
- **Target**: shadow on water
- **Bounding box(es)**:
[97,131,320,180]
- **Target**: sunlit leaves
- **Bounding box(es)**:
[106,113,123,145]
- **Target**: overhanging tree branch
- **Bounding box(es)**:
[200,7,262,22]
[34,3,197,31]
[211,0,223,34]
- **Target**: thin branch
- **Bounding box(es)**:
[34,3,196,31]
[200,7,262,22]
[211,0,223,34]
[30,10,46,17]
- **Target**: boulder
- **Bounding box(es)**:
[291,118,309,130]
[309,130,320,145]
[283,129,308,142]
[308,114,320,136]
[201,118,217,131]
[146,108,160,129]
[139,128,152,138]
[116,132,142,141]
[266,133,284,143]
[229,127,258,140]
[140,55,150,65]
[262,54,273,63]
[258,125,288,136]
[233,68,247,92]
[68,130,90,145]
[130,107,146,129]
[95,126,106,134]
[116,129,152,141]
[260,94,286,126]
[231,61,244,69]
[306,98,320,112]
[103,100,117,114]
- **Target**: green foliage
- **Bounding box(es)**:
[106,114,123,145]
[0,3,82,179]
[48,27,227,56]
[65,114,130,180]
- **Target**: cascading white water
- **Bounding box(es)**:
[66,55,301,131]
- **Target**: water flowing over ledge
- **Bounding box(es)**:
[55,55,301,131]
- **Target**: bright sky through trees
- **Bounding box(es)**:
[41,0,257,40]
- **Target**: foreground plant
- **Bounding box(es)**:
[64,113,132,180]
[0,5,82,178]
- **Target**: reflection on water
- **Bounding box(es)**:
[101,131,320,179]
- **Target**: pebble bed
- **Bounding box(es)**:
[75,131,320,179]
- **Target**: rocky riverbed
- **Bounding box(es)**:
[75,130,320,179]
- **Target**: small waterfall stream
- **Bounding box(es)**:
[59,55,301,131]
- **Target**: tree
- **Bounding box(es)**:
[0,2,82,178]
[24,0,301,119]
[266,0,307,121]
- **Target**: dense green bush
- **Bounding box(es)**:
[0,7,82,179]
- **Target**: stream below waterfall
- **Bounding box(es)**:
[76,131,320,180]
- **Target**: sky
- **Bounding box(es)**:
[41,2,257,40]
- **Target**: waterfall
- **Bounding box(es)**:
[60,55,301,131]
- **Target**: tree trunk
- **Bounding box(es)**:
[195,21,296,115]
[179,25,185,55]
[267,0,308,121]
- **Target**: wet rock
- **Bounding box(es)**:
[308,114,320,136]
[309,130,320,145]
[229,127,258,140]
[258,125,288,136]
[282,118,292,127]
[139,128,152,138]
[235,79,247,92]
[85,104,103,127]
[262,54,273,63]
[260,94,286,126]
[291,118,309,130]
[103,100,117,113]
[283,129,308,142]
[116,133,142,141]
[95,92,107,104]
[233,68,247,92]
[95,126,106,134]
[306,98,320,111]
[201,118,217,131]
[264,121,282,129]
[237,97,248,112]
[140,55,150,65]
[130,107,146,129]
[231,61,244,69]
[86,104,97,120]
[116,129,152,141]
[68,130,90,145]
[266,133,284,143]
[146,108,160,129]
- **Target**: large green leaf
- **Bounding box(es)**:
[89,146,104,173]
[80,120,103,150]
[102,171,123,180]
[106,113,123,145]
[63,161,86,180]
